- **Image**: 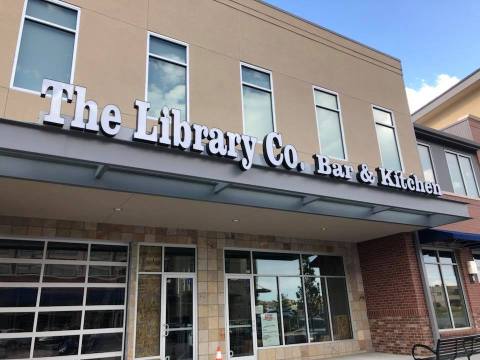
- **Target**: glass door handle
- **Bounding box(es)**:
[230,350,234,358]
[162,324,170,337]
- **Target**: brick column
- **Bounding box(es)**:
[358,232,434,354]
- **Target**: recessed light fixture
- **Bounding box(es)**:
[232,219,240,223]
[321,227,327,231]
[113,208,123,212]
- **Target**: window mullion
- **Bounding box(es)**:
[324,277,335,341]
[277,277,285,345]
[242,82,271,93]
[301,276,311,343]
[24,14,76,34]
[148,53,187,68]
[455,154,469,196]
[437,259,456,328]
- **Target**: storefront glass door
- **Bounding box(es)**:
[226,276,256,360]
[135,245,196,360]
[162,275,195,360]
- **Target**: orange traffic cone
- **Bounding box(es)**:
[215,346,222,360]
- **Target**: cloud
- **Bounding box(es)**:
[406,74,460,113]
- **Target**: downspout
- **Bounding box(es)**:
[414,231,440,342]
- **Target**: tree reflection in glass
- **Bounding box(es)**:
[304,277,331,342]
[279,277,307,345]
[254,277,282,347]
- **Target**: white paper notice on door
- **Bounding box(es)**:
[260,313,280,347]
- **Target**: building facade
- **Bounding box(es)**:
[0,1,473,360]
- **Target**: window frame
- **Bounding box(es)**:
[417,142,437,183]
[145,31,190,122]
[312,86,348,161]
[0,235,129,360]
[445,149,480,198]
[10,0,81,95]
[223,247,354,348]
[240,62,277,142]
[372,105,404,172]
[421,247,471,332]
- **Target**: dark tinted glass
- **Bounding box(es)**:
[0,263,41,282]
[439,251,456,264]
[88,358,121,360]
[422,249,437,263]
[139,246,162,272]
[0,288,37,307]
[34,335,79,357]
[81,333,123,354]
[0,313,35,333]
[84,310,124,329]
[165,330,193,360]
[43,264,85,282]
[253,252,300,275]
[36,311,81,331]
[166,278,193,328]
[0,338,31,359]
[40,288,84,306]
[86,288,125,306]
[225,250,251,274]
[90,245,128,262]
[88,266,126,283]
[0,239,44,259]
[302,255,345,276]
[327,278,353,340]
[164,247,195,272]
[46,242,88,260]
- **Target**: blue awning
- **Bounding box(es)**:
[419,229,480,248]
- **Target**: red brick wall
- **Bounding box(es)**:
[358,232,434,354]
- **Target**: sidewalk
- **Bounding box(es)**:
[330,353,409,360]
[330,352,480,359]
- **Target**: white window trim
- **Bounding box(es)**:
[223,247,355,350]
[417,142,437,183]
[133,243,197,360]
[371,105,404,172]
[445,149,480,198]
[240,62,277,142]
[145,31,190,122]
[0,236,129,360]
[10,0,81,96]
[312,86,348,161]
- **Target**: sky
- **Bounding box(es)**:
[264,0,480,113]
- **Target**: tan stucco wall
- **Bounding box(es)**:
[0,0,423,175]
[0,215,372,360]
[416,86,480,130]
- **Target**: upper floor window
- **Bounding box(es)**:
[313,88,346,160]
[422,249,469,330]
[417,143,436,183]
[373,107,402,171]
[241,64,275,141]
[445,151,479,198]
[147,34,188,120]
[12,0,79,92]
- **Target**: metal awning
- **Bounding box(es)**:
[419,229,480,249]
[0,118,470,229]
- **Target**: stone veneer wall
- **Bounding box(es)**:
[0,215,372,360]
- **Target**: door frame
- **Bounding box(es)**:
[160,273,197,360]
[224,274,257,360]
